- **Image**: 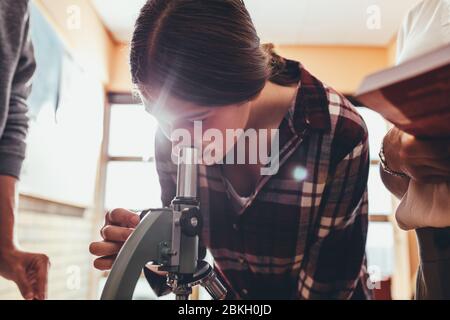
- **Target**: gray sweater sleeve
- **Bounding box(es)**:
[0,1,36,178]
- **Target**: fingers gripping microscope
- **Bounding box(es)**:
[100,147,227,300]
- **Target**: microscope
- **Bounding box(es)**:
[101,147,227,300]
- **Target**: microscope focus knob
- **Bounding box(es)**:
[180,207,203,237]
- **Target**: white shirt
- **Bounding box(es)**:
[395,0,450,230]
[397,0,450,64]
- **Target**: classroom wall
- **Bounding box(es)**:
[33,0,115,84]
[386,36,398,66]
[277,45,389,94]
[0,197,93,299]
[0,0,115,300]
[108,44,391,95]
[107,43,133,93]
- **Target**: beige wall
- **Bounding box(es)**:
[277,45,389,94]
[33,0,115,84]
[386,36,398,67]
[108,44,391,95]
[107,43,133,93]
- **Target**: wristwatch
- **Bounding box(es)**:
[379,146,409,178]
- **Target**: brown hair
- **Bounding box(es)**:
[130,0,300,107]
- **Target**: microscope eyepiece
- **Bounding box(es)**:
[176,147,198,199]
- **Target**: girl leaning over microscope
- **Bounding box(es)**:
[89,0,371,300]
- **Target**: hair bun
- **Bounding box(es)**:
[261,43,300,86]
[262,43,285,69]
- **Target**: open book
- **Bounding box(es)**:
[355,44,450,138]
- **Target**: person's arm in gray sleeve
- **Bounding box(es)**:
[0,6,49,301]
[0,13,36,178]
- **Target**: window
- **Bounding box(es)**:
[105,161,161,210]
[108,104,158,159]
[358,107,396,283]
[104,102,162,211]
[367,222,395,278]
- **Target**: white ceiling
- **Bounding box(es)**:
[91,0,421,46]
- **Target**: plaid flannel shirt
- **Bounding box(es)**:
[145,60,372,300]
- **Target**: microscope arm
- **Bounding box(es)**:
[100,209,173,300]
[100,147,226,300]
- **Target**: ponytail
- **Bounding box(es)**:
[262,43,301,86]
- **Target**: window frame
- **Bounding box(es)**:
[102,93,161,212]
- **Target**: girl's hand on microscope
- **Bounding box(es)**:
[89,208,140,270]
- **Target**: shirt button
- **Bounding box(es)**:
[233,223,239,231]
[241,288,248,296]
